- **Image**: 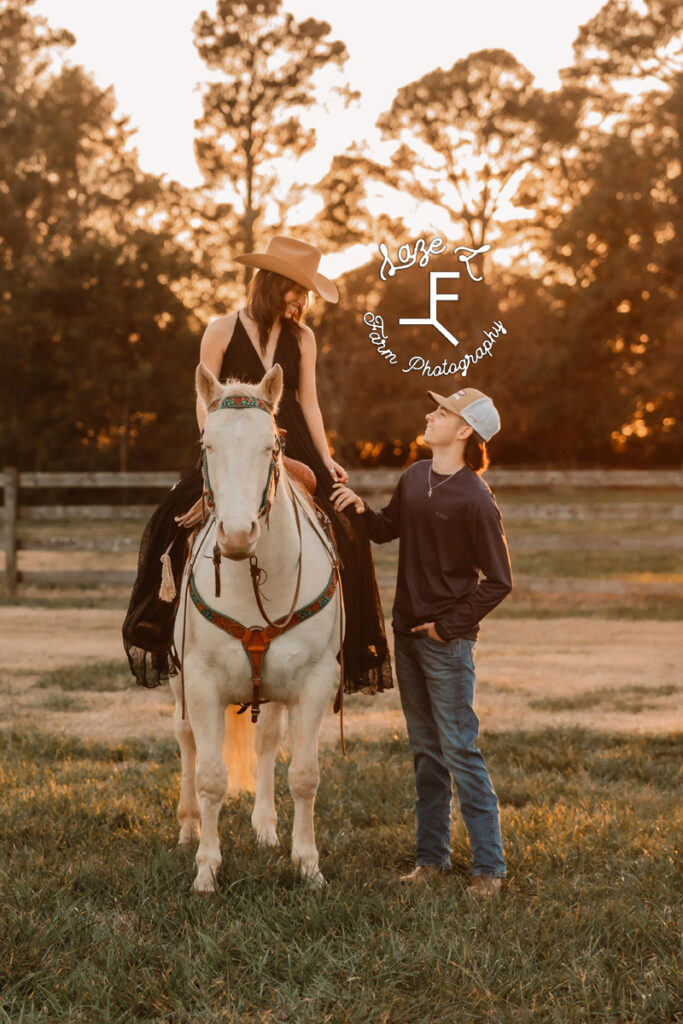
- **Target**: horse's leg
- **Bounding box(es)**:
[188,682,228,894]
[251,702,286,846]
[287,659,336,887]
[173,691,201,847]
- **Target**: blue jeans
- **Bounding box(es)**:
[393,629,506,877]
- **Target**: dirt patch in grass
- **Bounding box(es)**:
[0,608,681,746]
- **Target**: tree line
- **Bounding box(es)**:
[1,0,680,471]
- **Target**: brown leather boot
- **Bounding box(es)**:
[467,875,504,896]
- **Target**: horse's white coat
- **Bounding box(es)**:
[171,363,342,893]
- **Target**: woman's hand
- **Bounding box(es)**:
[174,496,208,529]
[331,483,364,514]
[325,458,348,484]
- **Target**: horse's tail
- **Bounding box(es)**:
[223,705,257,794]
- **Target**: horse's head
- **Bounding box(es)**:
[196,362,284,560]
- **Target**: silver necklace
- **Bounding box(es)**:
[428,463,460,497]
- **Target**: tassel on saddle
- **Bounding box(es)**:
[159,543,177,603]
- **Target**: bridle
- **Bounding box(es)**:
[201,393,282,527]
[178,390,344,748]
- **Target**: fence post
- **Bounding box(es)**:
[3,467,18,596]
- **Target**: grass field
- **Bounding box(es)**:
[0,728,680,1024]
[1,485,681,1021]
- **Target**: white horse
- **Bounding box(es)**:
[171,362,342,894]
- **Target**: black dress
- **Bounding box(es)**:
[122,312,394,696]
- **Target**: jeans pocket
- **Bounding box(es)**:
[423,632,450,648]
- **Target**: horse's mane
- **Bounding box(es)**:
[219,377,262,398]
[215,375,282,421]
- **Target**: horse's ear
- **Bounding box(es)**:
[196,363,222,411]
[261,363,283,415]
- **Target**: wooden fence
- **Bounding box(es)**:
[2,466,682,595]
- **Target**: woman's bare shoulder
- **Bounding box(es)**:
[201,311,238,349]
[199,312,239,375]
[298,321,316,347]
[205,311,239,337]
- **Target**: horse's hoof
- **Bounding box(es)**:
[302,867,327,889]
[307,873,327,890]
[177,825,200,847]
[193,870,218,895]
[176,833,198,850]
[256,827,279,847]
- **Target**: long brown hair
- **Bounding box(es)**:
[246,270,308,354]
[464,431,490,474]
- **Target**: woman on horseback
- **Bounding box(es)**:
[122,235,393,697]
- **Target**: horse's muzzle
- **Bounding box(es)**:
[216,520,259,560]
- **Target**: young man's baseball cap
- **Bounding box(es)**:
[427,387,501,442]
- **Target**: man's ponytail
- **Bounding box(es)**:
[464,431,489,474]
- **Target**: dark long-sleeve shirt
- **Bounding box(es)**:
[361,461,512,641]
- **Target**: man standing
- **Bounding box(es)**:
[331,388,512,895]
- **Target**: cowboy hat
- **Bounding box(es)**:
[233,235,339,303]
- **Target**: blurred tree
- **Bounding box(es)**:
[372,50,552,254]
[6,236,199,472]
[193,0,357,287]
[569,0,682,86]
[533,0,683,464]
[309,148,405,251]
[0,0,202,471]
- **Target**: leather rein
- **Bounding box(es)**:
[177,392,345,752]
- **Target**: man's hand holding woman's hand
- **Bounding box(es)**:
[331,482,365,515]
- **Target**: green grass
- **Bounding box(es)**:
[492,487,683,506]
[38,693,82,712]
[0,728,680,1024]
[375,591,683,622]
[529,685,680,713]
[490,598,683,620]
[0,588,131,609]
[508,550,682,579]
[20,518,146,542]
[506,519,682,537]
[381,543,681,582]
[369,486,683,509]
[34,661,130,693]
[374,544,683,581]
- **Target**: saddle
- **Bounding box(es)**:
[283,456,316,496]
